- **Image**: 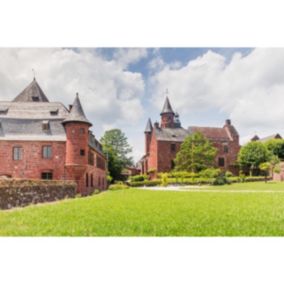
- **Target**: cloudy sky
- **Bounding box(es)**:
[1,48,284,162]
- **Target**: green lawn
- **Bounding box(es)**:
[1,182,284,236]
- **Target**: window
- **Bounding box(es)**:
[42,121,50,131]
[50,109,58,116]
[41,172,53,180]
[91,174,93,187]
[80,149,85,156]
[171,143,176,152]
[88,151,94,165]
[171,160,175,169]
[32,96,39,102]
[42,146,52,159]
[224,145,229,153]
[96,156,106,170]
[98,176,101,187]
[13,147,23,160]
[218,157,225,167]
[79,128,85,134]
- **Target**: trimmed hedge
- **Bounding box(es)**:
[127,176,269,187]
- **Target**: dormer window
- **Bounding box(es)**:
[50,109,59,116]
[0,107,8,115]
[32,96,39,102]
[42,120,50,131]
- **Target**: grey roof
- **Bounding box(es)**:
[0,102,69,119]
[88,132,104,155]
[0,118,66,141]
[258,133,282,142]
[161,96,174,114]
[62,93,92,126]
[13,79,49,102]
[154,126,189,142]
[144,118,153,133]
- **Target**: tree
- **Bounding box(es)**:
[259,162,270,182]
[264,139,284,160]
[174,132,217,173]
[100,129,133,181]
[238,141,271,175]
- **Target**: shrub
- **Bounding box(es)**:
[109,182,128,190]
[199,168,221,178]
[225,171,234,177]
[129,174,148,182]
[212,173,230,186]
[128,180,161,187]
[161,173,169,187]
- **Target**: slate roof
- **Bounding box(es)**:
[62,93,92,126]
[161,97,174,114]
[0,81,97,144]
[13,78,49,102]
[188,126,230,141]
[257,133,282,142]
[144,118,153,133]
[0,118,66,141]
[154,127,189,142]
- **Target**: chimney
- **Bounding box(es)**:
[154,121,159,128]
[69,104,73,111]
[225,119,231,125]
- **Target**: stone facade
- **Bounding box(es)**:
[0,79,107,195]
[140,97,240,176]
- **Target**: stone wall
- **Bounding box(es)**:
[0,179,77,210]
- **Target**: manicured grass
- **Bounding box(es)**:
[1,182,284,236]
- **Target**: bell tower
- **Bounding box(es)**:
[160,96,175,128]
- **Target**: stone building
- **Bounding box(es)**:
[0,79,107,194]
[140,97,240,175]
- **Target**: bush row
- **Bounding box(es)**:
[127,176,269,187]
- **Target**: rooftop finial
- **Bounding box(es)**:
[32,68,36,80]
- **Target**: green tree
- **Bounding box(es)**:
[238,141,271,175]
[259,162,270,182]
[174,132,217,173]
[100,129,133,181]
[264,139,284,160]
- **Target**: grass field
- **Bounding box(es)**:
[1,182,284,236]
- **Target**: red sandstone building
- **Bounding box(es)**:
[140,97,240,175]
[0,79,107,194]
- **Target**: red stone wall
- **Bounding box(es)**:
[157,140,182,172]
[0,140,66,179]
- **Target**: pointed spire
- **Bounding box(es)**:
[13,78,49,102]
[144,118,153,133]
[62,93,92,126]
[160,96,174,115]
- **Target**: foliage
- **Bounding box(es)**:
[225,171,234,177]
[107,175,113,184]
[128,180,161,187]
[101,129,133,181]
[129,175,148,182]
[199,168,221,178]
[3,182,284,236]
[174,132,217,173]
[147,168,156,174]
[264,139,284,160]
[109,181,128,191]
[161,173,169,187]
[238,141,271,174]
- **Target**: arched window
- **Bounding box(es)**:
[91,174,93,187]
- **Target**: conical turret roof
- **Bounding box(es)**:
[62,93,92,126]
[160,96,174,114]
[144,118,153,133]
[13,78,49,102]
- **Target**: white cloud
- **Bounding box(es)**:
[150,48,284,142]
[0,48,145,136]
[113,48,148,68]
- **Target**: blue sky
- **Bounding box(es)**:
[1,48,284,162]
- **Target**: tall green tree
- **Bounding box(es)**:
[238,141,271,175]
[174,132,217,173]
[100,129,133,181]
[264,139,284,160]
